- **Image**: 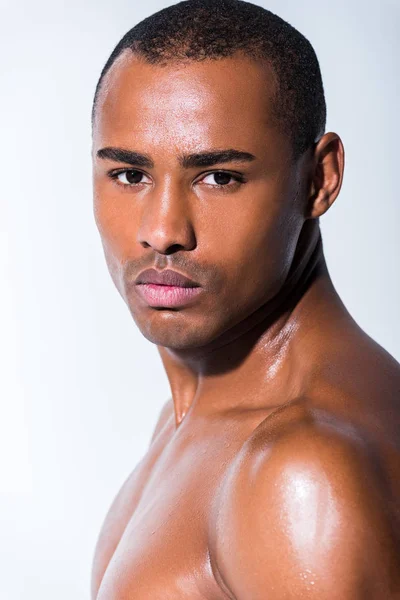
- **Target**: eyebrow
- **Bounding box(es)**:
[96,147,256,169]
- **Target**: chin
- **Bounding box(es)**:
[129,306,218,350]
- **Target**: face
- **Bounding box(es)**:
[92,52,309,350]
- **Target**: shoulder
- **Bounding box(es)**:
[149,397,174,445]
[212,403,400,599]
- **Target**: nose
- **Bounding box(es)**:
[137,180,196,255]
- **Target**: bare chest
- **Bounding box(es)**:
[95,417,248,600]
[94,398,400,600]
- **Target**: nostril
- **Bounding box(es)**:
[165,244,185,255]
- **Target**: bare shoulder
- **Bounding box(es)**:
[149,396,174,445]
[315,323,400,445]
[212,401,400,599]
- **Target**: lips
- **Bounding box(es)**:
[135,268,200,288]
[134,268,202,308]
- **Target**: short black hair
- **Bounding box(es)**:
[92,0,326,159]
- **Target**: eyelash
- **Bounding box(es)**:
[107,168,246,190]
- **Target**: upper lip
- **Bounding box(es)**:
[135,268,200,287]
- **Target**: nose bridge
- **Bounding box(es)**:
[137,175,195,253]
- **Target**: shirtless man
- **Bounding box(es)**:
[90,0,400,598]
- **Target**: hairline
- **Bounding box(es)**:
[91,48,309,161]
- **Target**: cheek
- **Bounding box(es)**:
[205,191,302,308]
[93,184,140,261]
[93,185,141,293]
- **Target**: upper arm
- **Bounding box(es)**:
[215,422,400,599]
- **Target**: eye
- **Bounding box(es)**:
[109,169,151,186]
[198,171,244,187]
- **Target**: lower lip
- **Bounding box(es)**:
[135,284,202,308]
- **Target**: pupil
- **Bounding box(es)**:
[126,170,142,184]
[214,172,231,185]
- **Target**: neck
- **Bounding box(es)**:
[157,221,350,426]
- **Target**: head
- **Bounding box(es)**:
[91,0,344,351]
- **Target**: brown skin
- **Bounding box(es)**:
[91,51,400,599]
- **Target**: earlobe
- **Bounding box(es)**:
[307,132,345,220]
[309,189,330,219]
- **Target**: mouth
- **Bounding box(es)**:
[134,268,202,308]
[135,283,203,308]
[135,267,200,287]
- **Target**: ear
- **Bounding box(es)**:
[306,132,345,219]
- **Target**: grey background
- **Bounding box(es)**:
[0,1,399,598]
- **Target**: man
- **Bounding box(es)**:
[90,0,400,597]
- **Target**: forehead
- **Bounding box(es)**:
[93,51,285,156]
